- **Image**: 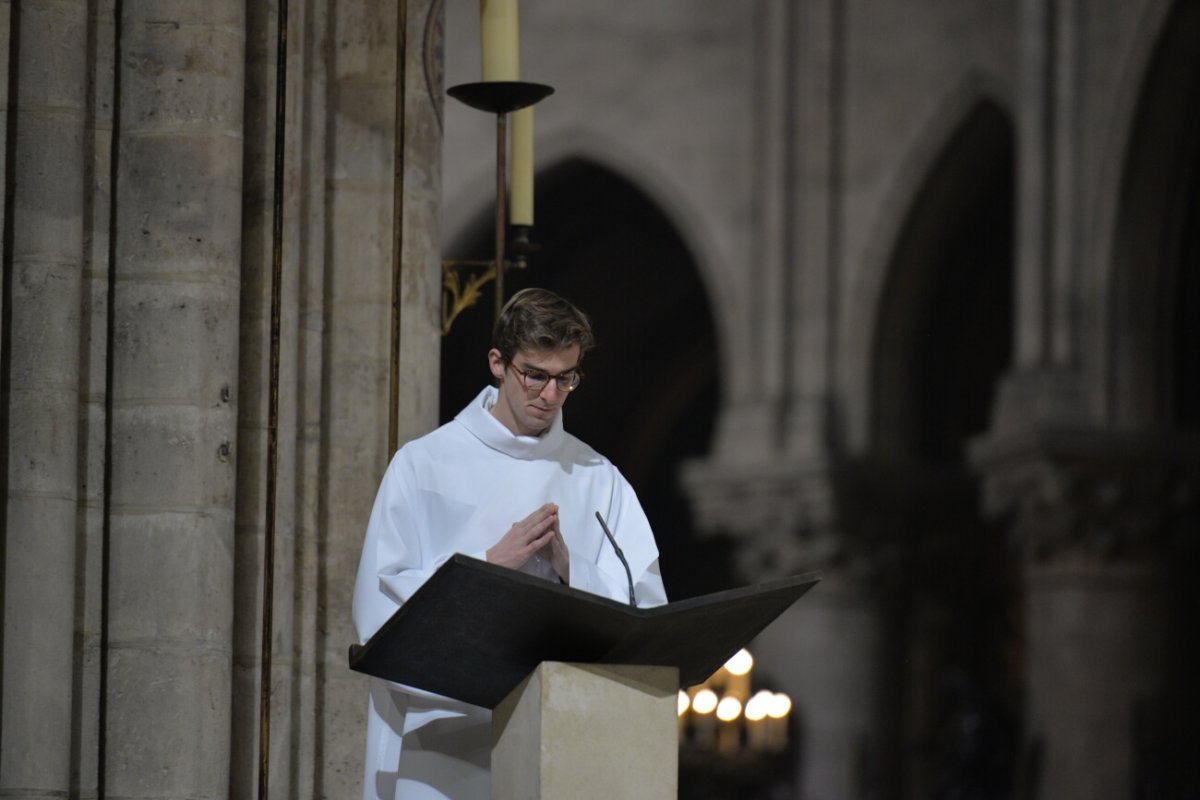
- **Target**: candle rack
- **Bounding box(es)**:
[442,80,554,335]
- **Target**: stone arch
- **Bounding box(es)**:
[854,95,1019,795]
[1106,0,1200,429]
[440,157,732,598]
[842,73,1013,452]
[852,90,1015,461]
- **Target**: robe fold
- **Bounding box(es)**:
[352,386,668,799]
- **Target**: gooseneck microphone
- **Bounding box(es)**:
[595,511,637,607]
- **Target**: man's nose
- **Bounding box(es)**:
[538,381,563,403]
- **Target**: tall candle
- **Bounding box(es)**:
[480,0,519,82]
[510,106,534,225]
[690,688,718,749]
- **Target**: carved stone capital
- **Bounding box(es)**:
[680,457,909,583]
[970,428,1200,565]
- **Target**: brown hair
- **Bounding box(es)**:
[492,288,595,363]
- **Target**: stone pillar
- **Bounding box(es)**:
[229,0,303,793]
[972,429,1200,799]
[0,0,87,796]
[290,2,331,797]
[683,461,899,800]
[77,2,119,793]
[320,0,445,794]
[0,0,9,241]
[104,2,245,795]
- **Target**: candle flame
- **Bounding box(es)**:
[716,696,743,722]
[692,688,718,714]
[724,648,754,676]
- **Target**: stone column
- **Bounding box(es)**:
[320,0,445,794]
[683,461,899,800]
[104,2,245,796]
[0,0,9,241]
[229,0,303,793]
[290,1,331,796]
[0,1,87,796]
[972,430,1200,799]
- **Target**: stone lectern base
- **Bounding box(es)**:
[491,662,680,800]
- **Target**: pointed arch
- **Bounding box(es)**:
[866,99,1014,462]
[841,73,1015,456]
[1106,0,1200,428]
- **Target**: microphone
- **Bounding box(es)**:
[595,511,636,607]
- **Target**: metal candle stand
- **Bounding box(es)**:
[442,80,554,332]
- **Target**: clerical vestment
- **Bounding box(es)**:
[352,386,668,799]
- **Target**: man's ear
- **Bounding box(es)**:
[487,348,505,382]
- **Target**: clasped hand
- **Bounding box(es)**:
[485,502,570,582]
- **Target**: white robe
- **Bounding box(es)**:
[352,386,669,799]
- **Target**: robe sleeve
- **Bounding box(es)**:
[351,450,487,644]
[567,467,668,608]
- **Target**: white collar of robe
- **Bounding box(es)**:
[457,385,567,461]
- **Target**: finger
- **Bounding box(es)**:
[524,514,557,543]
[520,503,558,528]
[526,527,557,552]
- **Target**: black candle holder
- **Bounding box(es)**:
[441,80,555,332]
[447,81,554,114]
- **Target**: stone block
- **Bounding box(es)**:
[7,260,82,386]
[491,662,679,800]
[111,280,239,401]
[122,0,242,28]
[14,0,87,109]
[5,386,79,496]
[116,133,243,278]
[106,509,235,642]
[121,19,243,132]
[11,114,84,252]
[104,647,231,797]
[109,403,236,508]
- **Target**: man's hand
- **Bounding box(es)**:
[537,515,570,583]
[486,504,559,569]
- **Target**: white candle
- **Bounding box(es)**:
[690,688,718,749]
[723,648,753,702]
[715,696,743,755]
[510,106,534,225]
[480,0,519,82]
[744,692,770,751]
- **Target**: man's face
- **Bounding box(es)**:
[487,345,582,437]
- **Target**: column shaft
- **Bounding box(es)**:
[104,2,245,795]
[1026,564,1166,799]
[1,0,87,794]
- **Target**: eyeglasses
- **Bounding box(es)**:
[508,362,583,393]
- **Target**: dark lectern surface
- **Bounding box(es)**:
[349,554,820,709]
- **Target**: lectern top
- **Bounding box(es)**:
[349,554,819,709]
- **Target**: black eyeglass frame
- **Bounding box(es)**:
[506,361,583,393]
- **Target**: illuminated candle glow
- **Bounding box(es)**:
[690,688,718,748]
[715,696,742,722]
[691,688,718,715]
[724,649,753,676]
[716,696,743,755]
[744,692,770,751]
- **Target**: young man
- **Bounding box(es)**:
[352,288,668,799]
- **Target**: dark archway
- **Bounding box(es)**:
[1110,0,1200,429]
[1111,3,1200,793]
[440,158,732,599]
[871,100,1018,799]
[872,101,1015,466]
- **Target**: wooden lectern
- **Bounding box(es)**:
[349,555,819,799]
